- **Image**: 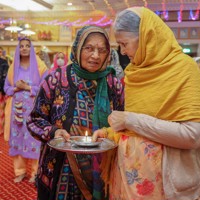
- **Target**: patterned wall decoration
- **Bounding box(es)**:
[171,27,200,39]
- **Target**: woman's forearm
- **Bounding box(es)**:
[125,112,200,149]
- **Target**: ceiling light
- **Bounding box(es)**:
[20,24,36,35]
[20,29,36,35]
[5,26,22,32]
[0,0,53,11]
[24,24,30,29]
[67,2,73,6]
[5,19,22,32]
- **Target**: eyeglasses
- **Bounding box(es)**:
[82,45,108,55]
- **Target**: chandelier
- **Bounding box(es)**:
[20,30,36,36]
[5,19,22,32]
[5,26,22,32]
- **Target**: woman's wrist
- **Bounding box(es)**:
[14,87,19,92]
[26,85,31,91]
[102,127,108,138]
[101,127,121,144]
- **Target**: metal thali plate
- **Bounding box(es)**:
[48,136,118,154]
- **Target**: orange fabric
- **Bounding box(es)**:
[13,155,38,177]
[4,96,12,141]
[13,155,27,176]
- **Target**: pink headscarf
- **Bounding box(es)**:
[50,52,68,72]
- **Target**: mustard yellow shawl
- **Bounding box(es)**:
[4,55,47,141]
[125,7,200,122]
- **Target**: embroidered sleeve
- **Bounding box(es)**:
[27,71,61,142]
[29,70,48,97]
[4,76,15,96]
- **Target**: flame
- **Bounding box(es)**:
[85,131,88,137]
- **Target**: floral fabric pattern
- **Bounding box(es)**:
[110,135,164,200]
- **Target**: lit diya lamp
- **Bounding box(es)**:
[85,130,89,142]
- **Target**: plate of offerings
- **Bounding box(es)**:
[48,136,118,154]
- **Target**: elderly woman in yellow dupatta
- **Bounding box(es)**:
[93,7,200,200]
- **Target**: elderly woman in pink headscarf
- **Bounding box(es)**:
[49,52,68,73]
[4,38,48,183]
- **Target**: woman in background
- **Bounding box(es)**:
[0,57,9,135]
[49,52,68,72]
[109,48,124,80]
[4,38,48,183]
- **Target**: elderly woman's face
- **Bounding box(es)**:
[115,31,139,63]
[80,33,108,72]
[20,40,31,57]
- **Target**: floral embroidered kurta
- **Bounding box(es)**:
[27,65,124,200]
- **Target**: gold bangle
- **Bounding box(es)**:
[102,127,108,138]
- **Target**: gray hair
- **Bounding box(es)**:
[194,57,200,64]
[113,10,140,37]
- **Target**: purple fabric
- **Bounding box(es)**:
[13,38,40,86]
[4,38,46,159]
[9,66,41,159]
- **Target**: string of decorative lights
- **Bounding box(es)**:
[189,1,200,20]
[0,19,10,24]
[74,18,92,26]
[92,15,107,24]
[177,0,184,22]
[155,0,199,22]
[97,19,113,27]
[162,0,169,20]
[32,15,112,27]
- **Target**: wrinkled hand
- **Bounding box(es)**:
[54,129,70,141]
[108,111,128,131]
[92,129,106,142]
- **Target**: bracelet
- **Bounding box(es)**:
[102,127,108,138]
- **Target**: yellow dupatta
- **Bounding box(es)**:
[125,7,200,122]
[4,55,47,141]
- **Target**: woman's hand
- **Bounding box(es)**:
[108,111,128,131]
[92,128,107,142]
[54,129,70,141]
[16,80,30,91]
